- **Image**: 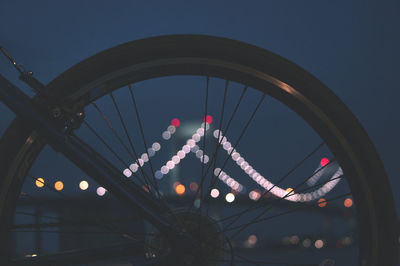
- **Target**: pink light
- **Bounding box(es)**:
[320,157,329,167]
[171,118,180,127]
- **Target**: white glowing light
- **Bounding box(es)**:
[79,180,89,191]
[225,193,235,203]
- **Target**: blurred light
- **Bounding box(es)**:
[172,155,180,164]
[167,125,176,134]
[141,153,149,162]
[166,160,175,170]
[162,131,171,140]
[210,188,220,198]
[314,239,324,249]
[201,155,209,164]
[285,188,295,195]
[152,142,161,151]
[142,184,150,193]
[123,168,132,177]
[225,193,235,203]
[171,118,180,127]
[175,184,185,195]
[148,148,155,157]
[302,238,311,248]
[290,235,299,245]
[205,115,213,124]
[129,163,138,173]
[54,181,64,191]
[190,182,198,192]
[318,198,327,207]
[249,190,261,201]
[320,157,330,167]
[344,198,353,208]
[79,180,89,190]
[31,254,37,257]
[177,150,186,159]
[194,198,200,208]
[247,235,257,245]
[155,170,163,179]
[161,166,169,174]
[342,236,352,246]
[96,187,106,196]
[35,178,45,188]
[173,181,180,189]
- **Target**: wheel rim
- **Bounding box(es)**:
[0,35,397,265]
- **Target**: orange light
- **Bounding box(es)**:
[344,198,353,208]
[285,188,294,195]
[54,181,64,191]
[35,178,45,188]
[175,184,185,195]
[318,198,327,207]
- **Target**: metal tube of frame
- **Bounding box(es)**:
[0,74,178,236]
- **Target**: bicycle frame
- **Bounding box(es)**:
[0,73,185,264]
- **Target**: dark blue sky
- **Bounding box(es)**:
[0,0,399,215]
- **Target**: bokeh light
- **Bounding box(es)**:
[210,188,220,198]
[175,184,185,195]
[189,182,198,192]
[79,180,89,190]
[54,181,64,191]
[225,193,235,203]
[318,198,327,207]
[320,157,330,167]
[171,118,180,127]
[96,187,106,196]
[344,198,353,208]
[314,239,324,249]
[35,178,45,188]
[205,115,213,124]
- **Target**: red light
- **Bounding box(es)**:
[171,118,180,127]
[320,157,329,167]
[189,182,198,191]
[205,115,213,124]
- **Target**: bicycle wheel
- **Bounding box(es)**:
[0,35,397,265]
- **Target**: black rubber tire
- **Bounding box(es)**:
[0,35,397,265]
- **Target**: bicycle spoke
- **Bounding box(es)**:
[216,168,343,226]
[109,92,155,192]
[197,76,210,215]
[220,141,325,230]
[218,160,340,233]
[128,84,160,193]
[91,102,155,189]
[225,192,351,236]
[205,80,229,217]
